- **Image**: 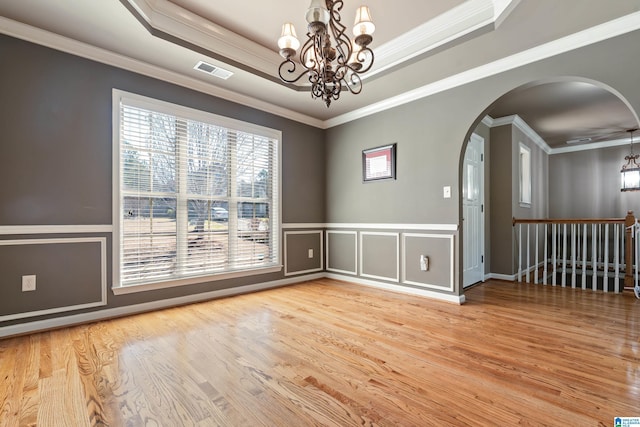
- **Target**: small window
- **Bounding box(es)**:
[519,143,531,207]
[112,90,281,291]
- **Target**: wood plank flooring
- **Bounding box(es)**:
[1,278,639,426]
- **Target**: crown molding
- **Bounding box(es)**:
[550,137,632,155]
[0,16,324,129]
[326,11,640,128]
[491,114,551,154]
[484,115,632,155]
[126,0,519,90]
[370,0,510,78]
[124,0,282,83]
[3,8,640,131]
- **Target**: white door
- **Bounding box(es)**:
[463,134,485,288]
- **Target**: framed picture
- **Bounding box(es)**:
[362,143,396,182]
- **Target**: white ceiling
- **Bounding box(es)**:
[1,0,640,144]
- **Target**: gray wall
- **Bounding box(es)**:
[4,23,640,325]
[0,35,325,328]
[489,125,513,275]
[549,145,640,218]
[486,123,550,276]
[326,29,640,291]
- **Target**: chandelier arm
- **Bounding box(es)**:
[355,47,375,73]
[326,0,352,66]
[339,66,363,95]
[278,59,311,84]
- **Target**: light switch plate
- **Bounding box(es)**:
[443,186,451,198]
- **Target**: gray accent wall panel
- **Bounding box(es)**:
[0,239,105,319]
[326,231,357,275]
[403,234,454,291]
[0,34,324,329]
[360,233,399,282]
[284,231,323,275]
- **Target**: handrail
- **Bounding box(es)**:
[513,218,624,225]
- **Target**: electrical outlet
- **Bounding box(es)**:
[308,249,314,258]
[22,275,36,292]
[420,255,429,271]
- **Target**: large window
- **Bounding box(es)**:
[112,90,280,291]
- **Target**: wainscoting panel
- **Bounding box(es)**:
[360,232,400,282]
[326,230,357,275]
[0,237,107,321]
[402,233,454,291]
[284,230,323,276]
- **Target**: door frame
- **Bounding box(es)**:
[462,133,485,288]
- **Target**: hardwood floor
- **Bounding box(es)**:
[1,278,639,426]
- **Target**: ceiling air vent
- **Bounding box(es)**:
[566,137,592,144]
[194,61,233,80]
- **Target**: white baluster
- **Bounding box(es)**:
[581,223,587,289]
[526,224,530,283]
[552,224,557,286]
[571,223,577,288]
[562,224,568,287]
[534,224,539,284]
[603,224,609,292]
[614,223,620,293]
[631,218,640,286]
[543,223,548,285]
[592,223,597,291]
[518,223,522,282]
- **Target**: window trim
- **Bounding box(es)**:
[519,142,532,207]
[111,89,282,293]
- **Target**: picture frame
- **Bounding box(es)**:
[362,143,396,182]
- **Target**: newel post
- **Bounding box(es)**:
[625,210,635,288]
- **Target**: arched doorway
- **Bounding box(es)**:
[461,77,639,289]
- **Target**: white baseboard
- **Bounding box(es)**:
[1,270,466,338]
[484,273,516,281]
[0,273,324,338]
[325,273,465,304]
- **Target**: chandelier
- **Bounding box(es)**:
[277,0,375,107]
[621,128,640,192]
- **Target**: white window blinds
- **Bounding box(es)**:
[114,91,280,288]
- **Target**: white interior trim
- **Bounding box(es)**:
[550,137,632,154]
[492,115,551,154]
[484,272,516,281]
[0,272,325,338]
[359,231,400,283]
[402,233,455,292]
[326,273,465,304]
[485,114,632,155]
[112,265,283,295]
[327,223,458,231]
[326,230,358,276]
[284,230,324,276]
[3,10,640,130]
[283,223,459,231]
[0,16,322,130]
[370,0,500,79]
[282,223,326,229]
[326,11,640,128]
[0,237,107,322]
[0,225,113,235]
